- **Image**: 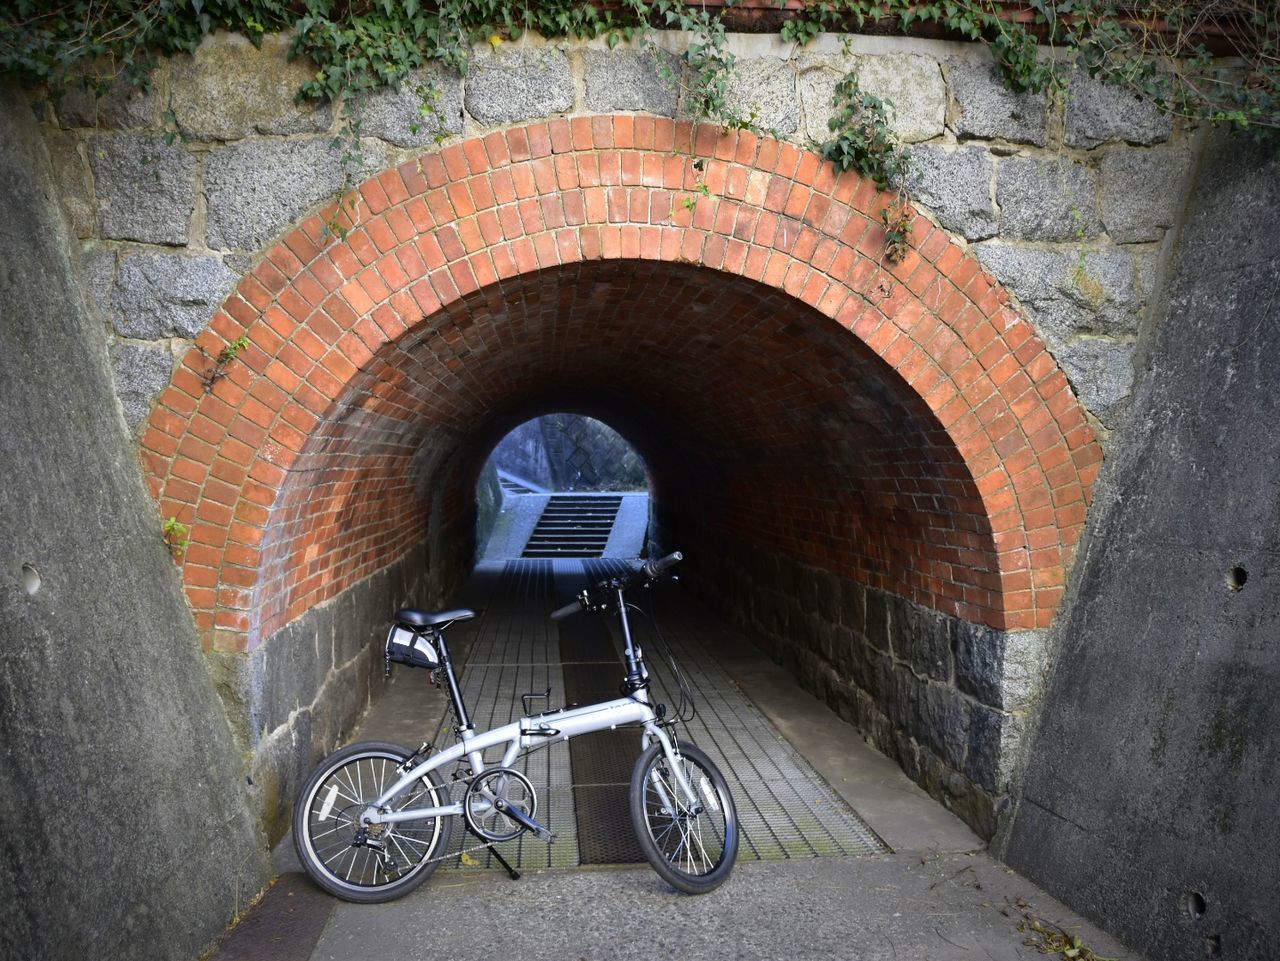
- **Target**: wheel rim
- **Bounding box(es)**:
[641,753,731,878]
[302,752,444,891]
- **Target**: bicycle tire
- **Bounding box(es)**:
[629,740,738,894]
[293,741,453,903]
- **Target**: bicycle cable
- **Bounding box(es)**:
[638,583,697,728]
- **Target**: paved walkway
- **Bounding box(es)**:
[216,563,1142,961]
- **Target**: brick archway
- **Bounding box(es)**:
[140,116,1100,653]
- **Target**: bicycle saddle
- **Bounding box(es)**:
[395,607,476,628]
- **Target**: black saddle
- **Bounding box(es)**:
[394,607,476,628]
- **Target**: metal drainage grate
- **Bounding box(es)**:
[429,559,887,871]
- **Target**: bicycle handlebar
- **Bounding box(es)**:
[548,551,684,620]
[642,550,683,578]
[550,598,583,621]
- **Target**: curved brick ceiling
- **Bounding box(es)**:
[261,260,974,638]
[140,117,1102,652]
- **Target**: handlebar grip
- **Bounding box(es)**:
[642,550,683,578]
[550,598,583,621]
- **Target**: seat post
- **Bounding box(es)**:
[434,631,472,731]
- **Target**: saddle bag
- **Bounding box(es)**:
[384,623,440,670]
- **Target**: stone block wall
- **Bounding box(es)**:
[689,536,1045,837]
[36,31,1193,445]
[208,544,431,842]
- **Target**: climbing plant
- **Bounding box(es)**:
[780,1,1278,134]
[820,74,913,190]
[2,2,1276,227]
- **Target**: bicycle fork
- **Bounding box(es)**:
[641,724,708,817]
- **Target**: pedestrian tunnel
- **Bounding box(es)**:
[140,118,1101,845]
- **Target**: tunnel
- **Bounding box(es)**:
[139,117,1100,841]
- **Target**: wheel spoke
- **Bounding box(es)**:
[299,747,453,898]
[631,743,736,892]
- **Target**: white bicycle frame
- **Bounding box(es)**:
[361,582,698,830]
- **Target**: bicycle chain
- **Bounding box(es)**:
[386,827,529,871]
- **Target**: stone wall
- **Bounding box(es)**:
[37,30,1188,445]
[211,544,432,843]
[489,414,649,491]
[995,132,1280,961]
[690,537,1045,838]
[0,85,270,961]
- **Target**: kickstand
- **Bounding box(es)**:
[486,843,520,881]
[466,826,520,880]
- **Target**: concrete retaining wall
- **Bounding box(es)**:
[996,132,1280,961]
[0,84,270,961]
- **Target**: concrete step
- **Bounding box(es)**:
[521,494,624,559]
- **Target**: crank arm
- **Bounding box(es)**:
[494,799,555,842]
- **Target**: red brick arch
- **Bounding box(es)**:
[139,115,1101,653]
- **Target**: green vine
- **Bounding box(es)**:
[778,1,1278,133]
[880,195,913,264]
[2,1,1276,257]
[820,73,913,190]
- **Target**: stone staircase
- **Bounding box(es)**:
[499,476,536,495]
[521,494,624,558]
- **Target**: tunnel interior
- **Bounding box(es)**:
[143,120,1103,843]
[257,258,1000,645]
[234,256,1026,834]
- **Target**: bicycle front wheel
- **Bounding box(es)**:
[629,741,738,894]
[293,741,453,903]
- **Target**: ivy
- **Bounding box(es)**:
[0,1,292,96]
[820,74,913,190]
[2,1,1276,252]
[775,1,1278,132]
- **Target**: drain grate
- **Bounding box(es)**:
[431,558,886,872]
[571,785,646,864]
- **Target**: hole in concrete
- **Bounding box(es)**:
[1185,890,1207,919]
[1225,567,1247,592]
[21,563,41,595]
[1205,934,1222,956]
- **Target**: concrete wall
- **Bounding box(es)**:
[475,459,504,556]
[490,418,556,489]
[0,85,270,961]
[995,132,1280,961]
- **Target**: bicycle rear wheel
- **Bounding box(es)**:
[293,741,453,903]
[629,741,738,894]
